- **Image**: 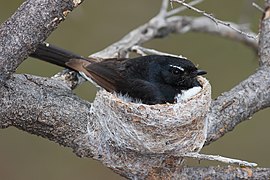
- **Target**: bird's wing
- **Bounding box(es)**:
[67,58,128,92]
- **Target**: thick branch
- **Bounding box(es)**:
[0,0,82,81]
[0,0,269,179]
[205,67,270,144]
[181,166,270,179]
[0,74,91,155]
[0,74,269,179]
[259,5,270,66]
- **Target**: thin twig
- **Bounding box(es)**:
[182,152,258,167]
[167,0,204,17]
[131,45,187,59]
[159,0,169,17]
[170,0,257,40]
[252,2,264,12]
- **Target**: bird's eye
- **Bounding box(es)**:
[169,65,184,75]
[172,68,180,75]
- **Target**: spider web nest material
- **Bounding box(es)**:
[88,76,211,155]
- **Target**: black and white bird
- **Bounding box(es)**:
[30,43,207,105]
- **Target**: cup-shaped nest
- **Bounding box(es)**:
[90,76,211,155]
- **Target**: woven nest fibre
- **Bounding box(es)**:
[90,76,211,155]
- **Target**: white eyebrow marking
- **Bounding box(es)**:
[169,65,184,71]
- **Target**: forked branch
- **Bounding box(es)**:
[0,0,269,179]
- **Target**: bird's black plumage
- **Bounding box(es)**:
[30,43,207,105]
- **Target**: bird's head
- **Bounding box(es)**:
[157,56,207,90]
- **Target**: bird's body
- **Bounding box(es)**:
[31,43,206,104]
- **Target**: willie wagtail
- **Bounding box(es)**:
[30,43,207,105]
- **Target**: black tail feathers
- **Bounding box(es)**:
[30,42,87,69]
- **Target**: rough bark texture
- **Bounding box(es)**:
[0,74,266,179]
[206,67,270,144]
[180,166,270,179]
[0,0,81,81]
[0,0,270,179]
[0,75,90,153]
[259,4,270,67]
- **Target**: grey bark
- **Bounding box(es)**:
[0,0,270,179]
[0,0,80,81]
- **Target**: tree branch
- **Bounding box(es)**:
[0,75,91,152]
[180,166,270,179]
[205,67,270,144]
[0,0,82,81]
[170,0,257,40]
[258,3,270,66]
[175,16,258,51]
[0,74,269,179]
[90,2,257,59]
[0,0,270,179]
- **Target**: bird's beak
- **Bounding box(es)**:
[190,69,207,78]
[195,69,207,76]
